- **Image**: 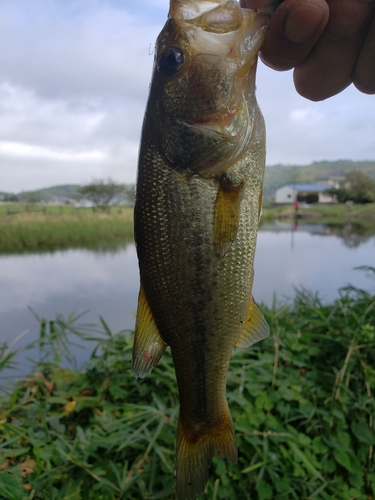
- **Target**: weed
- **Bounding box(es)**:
[0,278,375,499]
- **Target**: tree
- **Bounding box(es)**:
[79,178,125,211]
[124,185,135,206]
[326,170,375,204]
[345,170,375,204]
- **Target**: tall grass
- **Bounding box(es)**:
[0,275,375,499]
[261,202,375,226]
[0,208,134,253]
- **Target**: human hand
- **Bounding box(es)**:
[241,0,375,101]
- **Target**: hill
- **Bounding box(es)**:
[15,184,81,202]
[2,160,375,202]
[263,159,375,200]
[1,183,135,204]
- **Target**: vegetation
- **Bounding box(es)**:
[327,171,375,204]
[78,179,134,211]
[0,207,134,254]
[263,160,375,200]
[2,160,375,204]
[261,201,375,225]
[1,275,375,499]
[0,183,135,205]
[1,201,374,254]
[1,185,82,204]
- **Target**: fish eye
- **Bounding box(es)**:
[157,47,185,76]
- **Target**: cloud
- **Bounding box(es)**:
[289,108,323,125]
[0,0,163,192]
[256,63,375,166]
[0,141,105,162]
[0,1,161,100]
[1,0,375,192]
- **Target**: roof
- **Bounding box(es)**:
[283,184,329,192]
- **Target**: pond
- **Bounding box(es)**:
[1,221,374,382]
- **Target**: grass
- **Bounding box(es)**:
[1,272,375,499]
[1,202,375,254]
[261,201,375,225]
[0,206,134,253]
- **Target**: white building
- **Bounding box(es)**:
[275,184,335,204]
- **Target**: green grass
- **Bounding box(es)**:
[1,273,375,499]
[1,202,375,254]
[0,206,134,253]
[261,202,375,226]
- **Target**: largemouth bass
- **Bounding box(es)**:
[133,1,271,498]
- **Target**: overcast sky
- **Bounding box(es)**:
[1,0,375,193]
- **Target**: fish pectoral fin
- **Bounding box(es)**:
[235,296,269,348]
[213,174,244,256]
[132,283,167,378]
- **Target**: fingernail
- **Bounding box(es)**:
[284,3,326,44]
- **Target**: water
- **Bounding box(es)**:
[1,222,374,381]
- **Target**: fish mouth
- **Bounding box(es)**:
[187,107,238,135]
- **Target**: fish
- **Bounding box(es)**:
[132,1,272,498]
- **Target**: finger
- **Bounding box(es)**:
[353,15,375,94]
[243,0,329,71]
[240,0,280,8]
[294,0,375,101]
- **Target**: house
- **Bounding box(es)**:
[275,184,335,204]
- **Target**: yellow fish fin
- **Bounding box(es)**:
[132,283,167,378]
[176,405,237,500]
[235,296,269,347]
[213,174,244,256]
[258,187,263,221]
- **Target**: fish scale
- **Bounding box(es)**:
[132,1,273,498]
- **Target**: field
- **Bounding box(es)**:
[261,202,375,226]
[1,202,375,254]
[0,204,134,253]
[0,276,375,499]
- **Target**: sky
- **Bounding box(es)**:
[1,0,375,193]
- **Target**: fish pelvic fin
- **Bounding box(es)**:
[176,408,237,499]
[213,174,244,257]
[235,295,269,348]
[132,283,167,378]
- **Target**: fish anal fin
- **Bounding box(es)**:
[132,283,167,378]
[235,296,269,347]
[213,174,244,256]
[176,407,237,500]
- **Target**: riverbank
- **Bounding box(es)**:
[0,206,134,253]
[261,202,375,225]
[1,280,374,499]
[1,202,375,254]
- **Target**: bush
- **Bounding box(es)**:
[1,276,375,499]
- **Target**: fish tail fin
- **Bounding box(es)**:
[175,407,237,500]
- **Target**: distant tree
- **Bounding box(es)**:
[297,193,319,204]
[325,187,349,203]
[4,194,19,202]
[327,170,375,204]
[79,178,125,211]
[345,170,375,204]
[27,195,40,204]
[124,185,135,206]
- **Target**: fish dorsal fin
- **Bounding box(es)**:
[213,174,243,256]
[235,296,269,347]
[132,283,167,378]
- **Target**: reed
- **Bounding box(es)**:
[1,273,375,499]
[0,208,134,253]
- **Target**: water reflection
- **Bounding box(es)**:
[1,222,374,380]
[260,220,375,249]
